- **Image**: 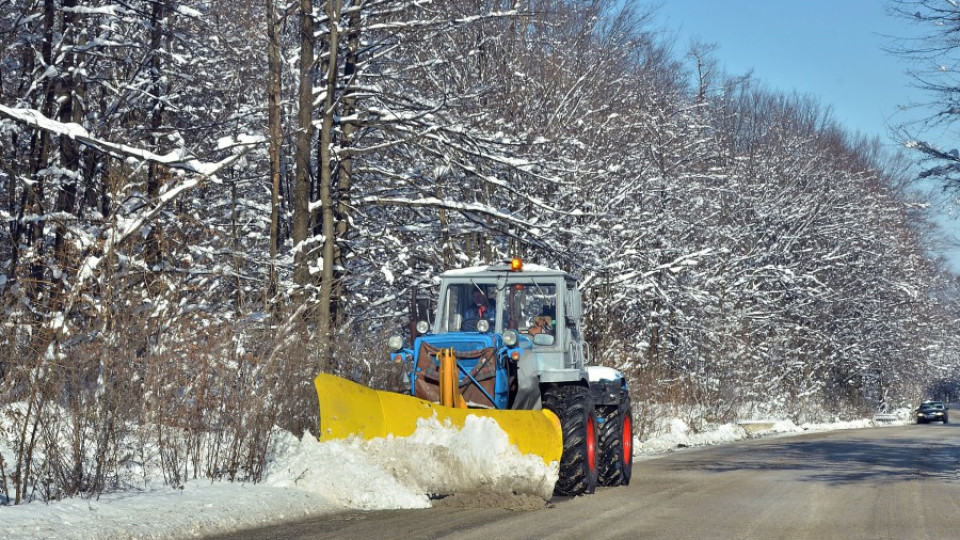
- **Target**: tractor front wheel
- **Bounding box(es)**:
[542,384,599,496]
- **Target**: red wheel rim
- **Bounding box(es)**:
[622,415,633,465]
[586,414,597,472]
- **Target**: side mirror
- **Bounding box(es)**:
[565,289,582,319]
[416,296,435,325]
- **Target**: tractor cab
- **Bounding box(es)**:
[390,260,591,411]
[436,275,560,349]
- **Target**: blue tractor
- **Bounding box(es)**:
[387,259,633,496]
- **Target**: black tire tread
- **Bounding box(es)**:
[542,384,598,496]
[597,393,633,487]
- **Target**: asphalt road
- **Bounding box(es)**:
[210,423,960,540]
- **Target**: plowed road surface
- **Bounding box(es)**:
[212,423,960,539]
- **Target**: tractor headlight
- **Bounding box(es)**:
[388,335,404,351]
[476,319,490,333]
[416,320,430,334]
[502,329,518,346]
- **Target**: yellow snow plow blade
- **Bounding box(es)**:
[314,373,563,465]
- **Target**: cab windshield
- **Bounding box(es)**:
[503,282,557,341]
[439,281,558,344]
[440,283,497,332]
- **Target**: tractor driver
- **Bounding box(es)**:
[463,289,496,325]
[529,304,556,336]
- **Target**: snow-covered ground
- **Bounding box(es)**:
[0,412,905,540]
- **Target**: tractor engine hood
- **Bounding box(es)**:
[415,332,503,355]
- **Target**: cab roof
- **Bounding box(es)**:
[441,262,572,280]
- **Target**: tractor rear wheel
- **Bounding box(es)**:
[598,393,633,486]
[542,384,599,496]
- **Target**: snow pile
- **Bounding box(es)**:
[819,418,874,429]
[264,415,557,507]
[0,482,336,540]
[636,418,749,454]
[262,430,432,510]
[774,418,873,433]
[1,413,557,540]
[634,415,896,457]
[363,415,558,499]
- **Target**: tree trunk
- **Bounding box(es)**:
[145,0,168,276]
[332,6,360,323]
[24,0,57,301]
[231,177,244,314]
[55,0,81,281]
[266,0,283,302]
[293,0,316,291]
[316,0,342,371]
[436,183,453,268]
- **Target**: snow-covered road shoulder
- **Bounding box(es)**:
[1,414,902,540]
[2,415,556,540]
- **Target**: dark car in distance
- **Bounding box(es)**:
[916,401,949,424]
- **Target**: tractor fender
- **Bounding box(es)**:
[538,368,589,385]
[585,366,628,407]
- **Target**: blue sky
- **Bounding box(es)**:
[650,1,960,269]
[652,1,917,144]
